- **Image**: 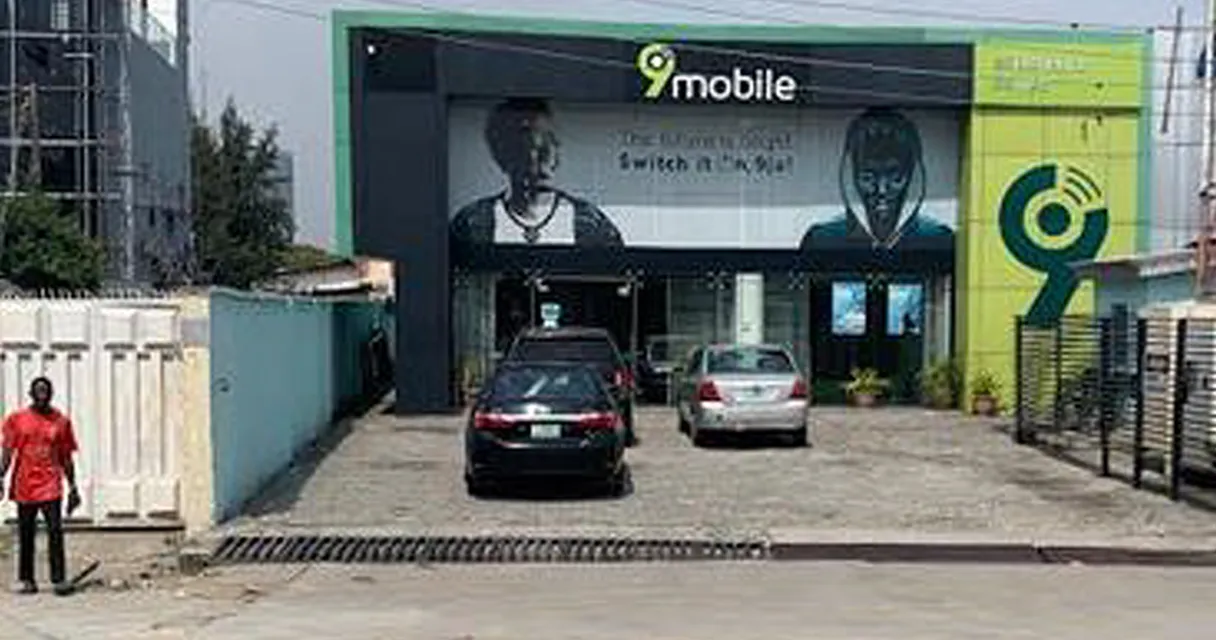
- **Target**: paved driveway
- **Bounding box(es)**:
[226,405,1216,545]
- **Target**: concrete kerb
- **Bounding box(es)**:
[177,524,1216,570]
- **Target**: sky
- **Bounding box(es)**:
[193,0,1209,250]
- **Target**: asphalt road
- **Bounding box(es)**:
[222,405,1216,546]
[5,562,1216,639]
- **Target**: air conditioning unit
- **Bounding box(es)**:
[1139,300,1216,475]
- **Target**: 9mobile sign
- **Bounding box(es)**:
[637,43,799,103]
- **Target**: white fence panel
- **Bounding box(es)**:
[0,298,184,527]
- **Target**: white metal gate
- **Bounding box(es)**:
[0,297,183,527]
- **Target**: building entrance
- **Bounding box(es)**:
[809,276,925,405]
[493,275,667,360]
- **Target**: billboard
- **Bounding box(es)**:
[448,100,961,252]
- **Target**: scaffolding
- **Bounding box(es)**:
[0,0,131,278]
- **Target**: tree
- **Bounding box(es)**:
[191,100,294,289]
[0,192,105,291]
[279,243,344,273]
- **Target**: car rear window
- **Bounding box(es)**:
[706,347,795,374]
[488,366,604,400]
[512,338,619,366]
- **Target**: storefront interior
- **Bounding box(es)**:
[453,270,951,405]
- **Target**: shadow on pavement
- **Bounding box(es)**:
[472,465,635,502]
[239,395,390,519]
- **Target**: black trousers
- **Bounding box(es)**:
[17,500,65,585]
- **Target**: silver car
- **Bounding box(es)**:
[674,343,810,447]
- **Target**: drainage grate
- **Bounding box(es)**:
[212,535,771,565]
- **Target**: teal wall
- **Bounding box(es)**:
[208,290,388,522]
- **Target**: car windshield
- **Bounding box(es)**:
[488,366,604,400]
[706,347,795,374]
[513,339,618,367]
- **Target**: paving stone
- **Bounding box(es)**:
[225,406,1216,545]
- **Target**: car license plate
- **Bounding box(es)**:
[530,424,563,439]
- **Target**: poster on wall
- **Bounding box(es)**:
[831,281,867,336]
[886,284,924,336]
[448,99,960,252]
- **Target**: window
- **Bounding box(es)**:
[488,366,603,401]
[513,338,618,367]
[886,283,924,336]
[52,0,71,31]
[706,346,795,374]
[831,281,867,336]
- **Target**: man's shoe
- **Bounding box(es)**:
[52,582,73,597]
[11,581,38,595]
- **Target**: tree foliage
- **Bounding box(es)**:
[0,193,105,291]
[191,100,294,289]
[279,243,344,273]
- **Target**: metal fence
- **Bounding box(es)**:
[1015,314,1216,506]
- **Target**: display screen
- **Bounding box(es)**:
[887,283,924,336]
[831,281,867,336]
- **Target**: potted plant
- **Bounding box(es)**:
[844,367,888,408]
[920,359,960,410]
[970,368,1001,416]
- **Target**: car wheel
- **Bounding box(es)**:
[624,407,638,447]
[465,473,493,498]
[691,424,710,448]
[606,467,628,498]
[788,426,808,448]
[678,411,690,435]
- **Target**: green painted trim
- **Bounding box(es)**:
[332,13,354,256]
[1135,36,1155,254]
[331,10,1142,45]
[328,9,1149,256]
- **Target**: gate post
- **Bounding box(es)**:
[1132,318,1147,488]
[1169,318,1188,501]
[1014,315,1026,444]
[1098,316,1112,477]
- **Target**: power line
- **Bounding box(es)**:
[215,0,1214,99]
[619,0,1204,66]
[638,0,1168,33]
[218,0,1205,66]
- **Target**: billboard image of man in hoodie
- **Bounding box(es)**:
[799,107,953,253]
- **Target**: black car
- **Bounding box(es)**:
[464,361,628,497]
[502,327,637,446]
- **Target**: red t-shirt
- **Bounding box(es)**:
[2,408,78,504]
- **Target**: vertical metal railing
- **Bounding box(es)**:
[1016,314,1216,506]
[1132,318,1147,488]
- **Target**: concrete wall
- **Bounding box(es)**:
[184,289,393,531]
[205,290,389,523]
[207,290,337,522]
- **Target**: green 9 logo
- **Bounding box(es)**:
[637,43,676,99]
[999,163,1110,325]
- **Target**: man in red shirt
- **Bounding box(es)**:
[0,377,81,596]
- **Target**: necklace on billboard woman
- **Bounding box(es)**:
[502,193,560,244]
